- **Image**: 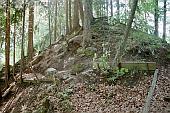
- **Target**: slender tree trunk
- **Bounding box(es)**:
[69,0,72,32]
[162,0,166,42]
[113,0,138,68]
[110,0,113,17]
[66,0,69,35]
[73,0,80,29]
[106,0,109,17]
[154,0,158,36]
[27,2,34,63]
[48,0,51,45]
[54,0,57,41]
[116,0,120,21]
[5,0,10,88]
[13,13,16,79]
[77,0,84,26]
[20,0,26,84]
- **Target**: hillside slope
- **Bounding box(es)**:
[0,18,170,113]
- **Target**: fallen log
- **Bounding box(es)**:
[119,62,156,71]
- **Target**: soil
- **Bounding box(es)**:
[0,18,170,113]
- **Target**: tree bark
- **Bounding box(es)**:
[20,0,26,84]
[48,0,51,46]
[116,0,120,21]
[66,0,69,35]
[5,0,10,88]
[77,0,84,26]
[27,1,34,63]
[13,12,16,79]
[54,0,57,42]
[83,0,92,48]
[69,0,72,32]
[113,0,138,68]
[73,0,80,29]
[162,0,166,42]
[154,0,158,36]
[110,0,113,17]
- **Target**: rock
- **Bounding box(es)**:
[77,47,85,55]
[85,47,97,56]
[71,63,88,75]
[45,68,57,78]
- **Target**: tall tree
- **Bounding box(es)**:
[69,0,72,32]
[48,0,52,45]
[66,0,69,35]
[116,0,120,20]
[89,0,93,20]
[54,0,57,41]
[5,0,10,88]
[154,0,158,36]
[27,1,34,63]
[106,0,109,16]
[13,11,16,79]
[77,0,84,26]
[20,0,26,84]
[113,0,138,68]
[83,0,92,48]
[110,0,113,17]
[73,0,80,29]
[162,0,167,42]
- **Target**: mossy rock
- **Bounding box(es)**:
[71,63,88,75]
[85,47,97,56]
[77,47,85,56]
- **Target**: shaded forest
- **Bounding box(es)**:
[0,0,170,112]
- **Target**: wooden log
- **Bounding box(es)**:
[16,78,54,84]
[143,69,159,113]
[119,62,156,71]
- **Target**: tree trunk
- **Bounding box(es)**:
[20,0,26,84]
[113,0,138,68]
[110,0,113,17]
[77,0,84,26]
[89,0,93,20]
[54,0,57,41]
[73,0,80,29]
[66,0,69,35]
[154,0,158,36]
[106,0,108,17]
[69,0,72,32]
[5,0,10,88]
[48,0,51,45]
[116,0,120,21]
[83,0,92,48]
[27,2,34,63]
[162,0,166,42]
[13,12,16,79]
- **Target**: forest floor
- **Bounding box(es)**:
[0,18,170,113]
